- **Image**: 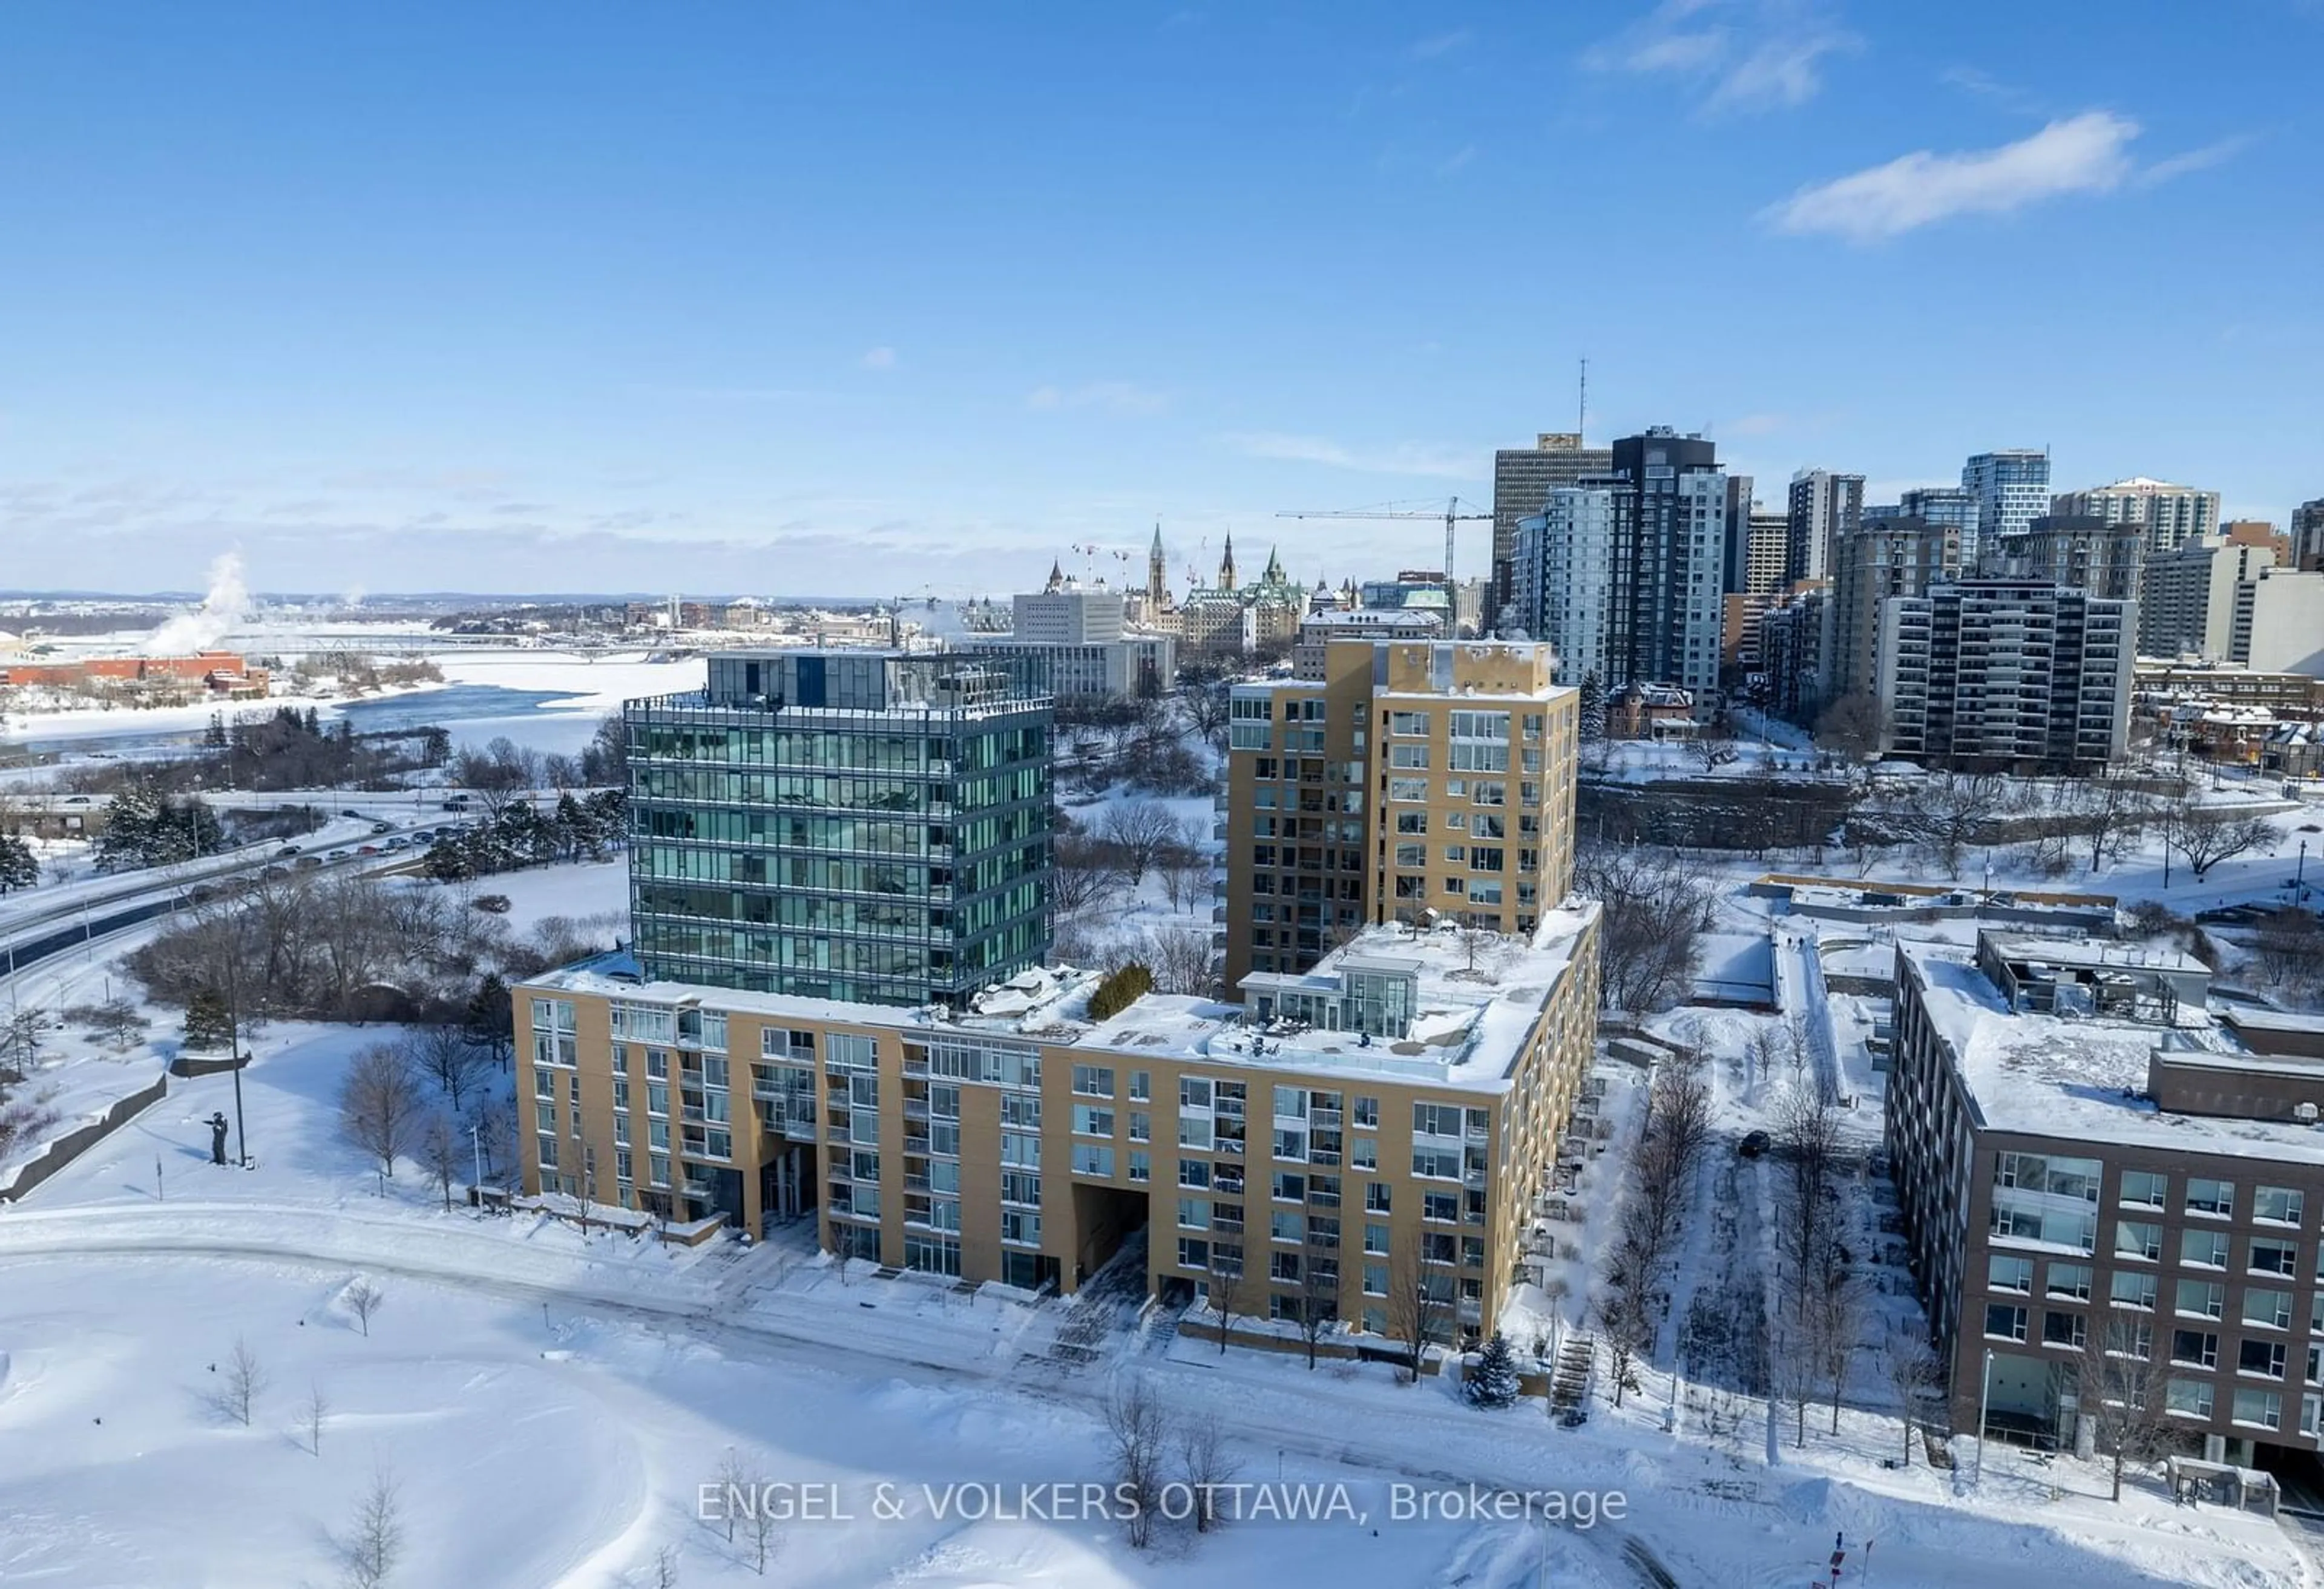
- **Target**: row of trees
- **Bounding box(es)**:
[1860,769,2279,882]
[1574,842,1719,1017]
[93,779,227,871]
[1055,697,1218,796]
[1053,801,1210,914]
[421,790,626,881]
[337,1027,519,1207]
[450,717,625,796]
[194,706,448,793]
[130,870,603,1026]
[1598,1049,1715,1404]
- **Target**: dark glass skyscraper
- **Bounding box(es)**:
[625,650,1052,1006]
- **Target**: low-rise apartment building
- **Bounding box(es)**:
[1890,932,2324,1464]
[517,907,1600,1351]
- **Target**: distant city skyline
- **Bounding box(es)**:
[2,2,2316,594]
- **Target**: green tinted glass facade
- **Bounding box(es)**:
[626,652,1053,1006]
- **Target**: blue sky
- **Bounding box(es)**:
[2,1,2317,597]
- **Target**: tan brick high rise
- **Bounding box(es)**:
[1223,638,1578,991]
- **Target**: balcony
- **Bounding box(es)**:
[903,1054,930,1078]
[904,1099,930,1122]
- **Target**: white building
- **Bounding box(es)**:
[1960,450,2050,569]
[2232,569,2324,677]
[2053,476,2221,560]
[1784,468,1865,585]
[2138,537,2277,660]
[1877,579,2133,770]
[1012,586,1126,644]
[1507,484,1621,688]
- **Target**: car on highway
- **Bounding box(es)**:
[62,794,91,805]
[295,856,324,870]
[260,865,289,880]
[276,845,301,858]
[370,821,394,835]
[358,844,381,855]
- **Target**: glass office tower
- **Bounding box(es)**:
[626,650,1052,1006]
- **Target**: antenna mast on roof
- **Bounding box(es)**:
[1577,357,1587,444]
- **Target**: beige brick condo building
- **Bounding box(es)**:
[517,905,1599,1351]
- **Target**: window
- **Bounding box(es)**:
[2246,1288,2295,1330]
[1072,1064,1115,1098]
[1072,1144,1115,1178]
[1001,1132,1040,1168]
[1985,1305,2028,1342]
[1413,1102,1463,1138]
[2251,1238,2300,1277]
[2256,1185,2305,1226]
[1351,1138,1377,1171]
[2175,1279,2225,1319]
[1389,743,1430,770]
[2233,1388,2283,1430]
[1362,1263,1388,1297]
[1178,1197,1210,1230]
[1179,1116,1213,1150]
[1388,710,1431,736]
[1271,1211,1303,1243]
[1272,1171,1305,1202]
[1177,1237,1209,1270]
[1353,1097,1379,1129]
[1180,1077,1212,1110]
[2118,1170,2167,1208]
[1364,1182,1391,1213]
[1128,1150,1150,1182]
[1000,1210,1040,1247]
[2187,1178,2235,1217]
[1178,1159,1212,1189]
[1411,1146,1462,1181]
[2242,1339,2289,1380]
[2171,1329,2219,1369]
[2110,1270,2157,1309]
[2106,1317,2154,1360]
[1072,1105,1115,1138]
[2042,1311,2087,1350]
[2181,1229,2230,1269]
[1363,1222,1390,1254]
[1423,1191,1460,1224]
[2046,1263,2093,1302]
[1128,1111,1151,1143]
[2115,1220,2163,1261]
[1129,1071,1150,1102]
[2167,1378,2214,1419]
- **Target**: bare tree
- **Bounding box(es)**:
[345,1464,404,1588]
[1775,1324,1819,1449]
[1574,842,1717,1016]
[402,1023,492,1112]
[1175,1414,1239,1532]
[1812,692,1884,764]
[1882,1324,1941,1466]
[1146,923,1215,996]
[1891,772,2015,877]
[1771,1083,1843,1326]
[346,1279,384,1337]
[744,1473,782,1577]
[2161,798,2276,883]
[340,1043,424,1181]
[711,1447,748,1545]
[1160,853,1212,915]
[651,1545,680,1589]
[419,1112,464,1212]
[1051,832,1120,915]
[303,1382,330,1457]
[214,1336,266,1426]
[0,1066,59,1167]
[2080,1321,2176,1502]
[1103,1380,1172,1549]
[1388,1231,1451,1386]
[1099,801,1181,887]
[1207,1251,1252,1355]
[1814,1266,1867,1434]
[1297,1247,1339,1369]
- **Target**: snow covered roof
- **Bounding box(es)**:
[1899,942,2324,1164]
[1074,904,1600,1093]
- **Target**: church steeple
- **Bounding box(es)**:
[1263,545,1284,585]
[1146,522,1169,609]
[1045,559,1065,593]
[1218,532,1237,592]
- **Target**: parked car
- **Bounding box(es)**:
[1738,1130,1771,1159]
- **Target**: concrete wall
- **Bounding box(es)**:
[0,1073,169,1202]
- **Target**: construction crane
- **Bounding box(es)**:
[1275,497,1491,592]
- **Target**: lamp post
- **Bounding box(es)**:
[1974,1347,1994,1486]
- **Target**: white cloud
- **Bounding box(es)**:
[1024,382,1169,416]
[2136,133,2254,188]
[1410,28,1473,60]
[1436,145,1478,177]
[1583,1,1856,114]
[1223,432,1477,480]
[860,346,897,371]
[1763,110,2141,242]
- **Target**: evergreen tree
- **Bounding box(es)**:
[0,832,38,894]
[463,973,514,1066]
[1465,1330,1523,1409]
[1577,671,1608,744]
[184,989,235,1052]
[203,711,228,750]
[93,780,164,871]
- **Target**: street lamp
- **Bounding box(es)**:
[1974,1347,1994,1486]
